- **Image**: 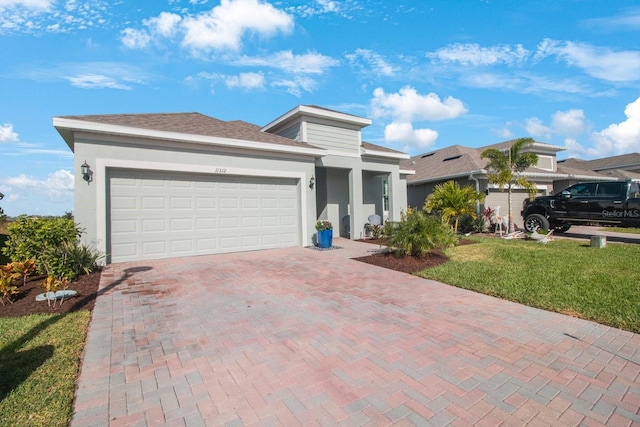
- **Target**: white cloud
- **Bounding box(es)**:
[371,86,467,122]
[288,0,341,17]
[583,7,640,31]
[121,0,294,54]
[525,117,552,139]
[384,121,438,150]
[64,73,132,90]
[224,72,265,89]
[346,49,398,77]
[181,0,293,52]
[428,43,529,66]
[534,39,640,82]
[591,96,640,154]
[120,27,152,49]
[232,50,338,74]
[272,76,316,97]
[0,0,111,34]
[3,169,74,203]
[0,0,52,10]
[146,11,181,38]
[0,122,20,143]
[493,126,514,139]
[551,109,587,137]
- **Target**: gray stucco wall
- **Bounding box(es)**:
[72,132,318,257]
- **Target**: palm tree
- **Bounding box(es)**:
[480,138,538,233]
[424,180,485,233]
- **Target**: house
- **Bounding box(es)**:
[54,105,412,264]
[558,153,640,182]
[402,139,613,228]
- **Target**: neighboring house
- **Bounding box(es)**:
[558,153,640,182]
[55,105,411,263]
[402,139,612,228]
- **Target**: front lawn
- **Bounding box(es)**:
[417,236,640,333]
[0,311,91,427]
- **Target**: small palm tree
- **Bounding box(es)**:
[424,181,485,233]
[481,138,538,233]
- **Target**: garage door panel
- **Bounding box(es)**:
[142,197,165,210]
[109,169,300,262]
[220,198,238,209]
[171,240,193,253]
[170,218,193,232]
[171,197,192,209]
[196,197,217,209]
[196,218,217,230]
[111,196,137,210]
[142,241,166,255]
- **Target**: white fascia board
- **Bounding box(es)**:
[523,171,613,181]
[528,142,566,153]
[408,170,486,186]
[361,148,410,160]
[400,169,416,175]
[262,105,371,132]
[53,117,327,157]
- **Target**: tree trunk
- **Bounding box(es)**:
[507,186,514,233]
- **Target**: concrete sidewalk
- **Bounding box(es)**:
[73,237,640,426]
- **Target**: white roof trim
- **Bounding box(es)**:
[361,147,410,160]
[262,105,371,132]
[400,169,416,175]
[53,117,327,157]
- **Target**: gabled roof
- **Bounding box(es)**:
[54,112,327,157]
[261,104,371,133]
[361,141,409,159]
[402,145,485,183]
[403,139,609,185]
[559,153,640,171]
[480,139,564,153]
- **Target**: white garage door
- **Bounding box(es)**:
[487,189,541,229]
[108,169,300,263]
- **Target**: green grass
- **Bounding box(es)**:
[417,236,640,333]
[0,311,91,427]
[603,226,640,234]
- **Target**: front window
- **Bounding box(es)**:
[383,178,389,211]
[568,183,596,196]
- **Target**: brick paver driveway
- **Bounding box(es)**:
[73,238,640,426]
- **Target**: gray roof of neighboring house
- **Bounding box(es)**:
[402,140,611,184]
[559,153,640,171]
[58,112,319,150]
[479,139,565,153]
[402,145,485,183]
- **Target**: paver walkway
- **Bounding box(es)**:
[73,238,640,426]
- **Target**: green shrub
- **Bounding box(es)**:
[2,216,81,275]
[42,241,103,281]
[386,208,458,258]
[2,216,102,282]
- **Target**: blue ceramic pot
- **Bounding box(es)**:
[317,229,333,248]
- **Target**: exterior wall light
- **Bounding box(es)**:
[81,161,93,183]
[309,175,315,189]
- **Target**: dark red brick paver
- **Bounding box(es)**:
[72,238,640,426]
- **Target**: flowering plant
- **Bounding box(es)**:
[315,220,332,231]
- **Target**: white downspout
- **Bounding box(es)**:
[469,171,481,217]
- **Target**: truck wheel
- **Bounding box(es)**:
[554,224,571,233]
[524,214,549,232]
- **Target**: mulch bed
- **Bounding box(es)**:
[353,237,476,274]
[0,271,102,318]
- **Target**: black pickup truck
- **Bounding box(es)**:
[522,180,640,233]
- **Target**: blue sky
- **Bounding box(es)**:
[1,0,639,217]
